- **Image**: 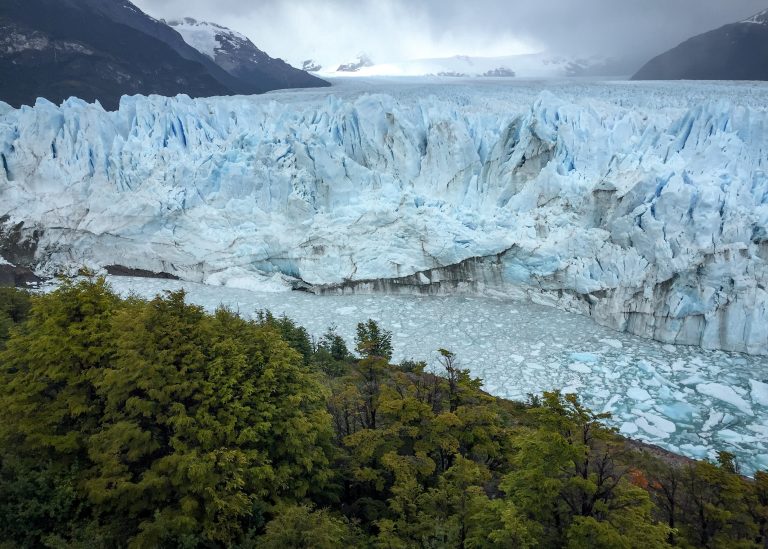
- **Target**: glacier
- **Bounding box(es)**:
[2,78,768,354]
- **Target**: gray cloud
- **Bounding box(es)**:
[132,0,768,67]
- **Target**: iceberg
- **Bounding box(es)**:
[2,79,768,353]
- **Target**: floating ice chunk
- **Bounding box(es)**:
[602,395,620,413]
[747,423,768,437]
[696,383,754,416]
[717,429,758,444]
[335,306,358,315]
[636,417,672,439]
[627,387,652,401]
[679,444,710,459]
[620,422,639,435]
[600,338,623,349]
[656,402,697,421]
[569,363,592,374]
[640,411,677,434]
[750,379,768,407]
[570,352,600,363]
[662,345,677,353]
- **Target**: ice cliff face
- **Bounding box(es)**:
[1,81,767,354]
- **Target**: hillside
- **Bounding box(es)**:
[633,8,768,80]
[0,0,327,110]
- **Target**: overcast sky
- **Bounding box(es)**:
[132,0,768,67]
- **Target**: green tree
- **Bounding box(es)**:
[319,325,351,362]
[679,457,757,548]
[503,392,671,548]
[252,504,363,548]
[315,325,351,377]
[0,287,31,346]
[355,319,393,361]
[256,310,314,365]
[0,283,336,547]
[0,278,119,463]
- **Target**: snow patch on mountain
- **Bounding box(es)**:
[2,79,768,354]
[302,59,322,72]
[743,8,768,25]
[165,18,244,60]
[336,54,374,73]
[321,53,616,78]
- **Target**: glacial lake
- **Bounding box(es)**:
[105,276,768,474]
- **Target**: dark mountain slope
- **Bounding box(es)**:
[166,18,327,92]
[0,0,327,110]
[633,9,768,81]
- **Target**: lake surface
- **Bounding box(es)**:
[106,276,768,474]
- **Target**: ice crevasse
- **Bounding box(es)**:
[0,83,767,354]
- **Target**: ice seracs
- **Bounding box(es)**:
[1,80,768,354]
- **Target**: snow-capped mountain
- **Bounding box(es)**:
[336,54,375,73]
[302,60,323,73]
[633,8,768,80]
[743,7,768,25]
[165,18,327,91]
[0,0,327,110]
[321,53,637,78]
[1,80,767,354]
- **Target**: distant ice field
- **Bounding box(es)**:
[106,276,768,474]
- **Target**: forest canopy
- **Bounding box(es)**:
[0,279,765,548]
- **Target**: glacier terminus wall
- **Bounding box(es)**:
[1,79,767,354]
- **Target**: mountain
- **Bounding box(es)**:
[633,8,768,81]
[1,81,767,354]
[323,53,638,78]
[336,54,374,73]
[0,0,327,110]
[302,59,323,72]
[165,18,327,92]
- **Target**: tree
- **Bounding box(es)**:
[679,457,757,547]
[751,471,768,548]
[319,325,351,362]
[437,349,483,413]
[0,278,119,463]
[255,310,314,365]
[0,283,336,547]
[253,504,362,549]
[315,326,352,377]
[355,319,393,361]
[0,287,31,346]
[502,392,671,548]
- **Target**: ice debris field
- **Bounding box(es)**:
[107,276,768,475]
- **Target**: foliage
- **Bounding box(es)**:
[0,287,31,346]
[0,281,763,548]
[355,318,393,360]
[0,279,333,547]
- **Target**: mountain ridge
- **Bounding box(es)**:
[166,18,327,92]
[633,7,768,81]
[0,0,327,110]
